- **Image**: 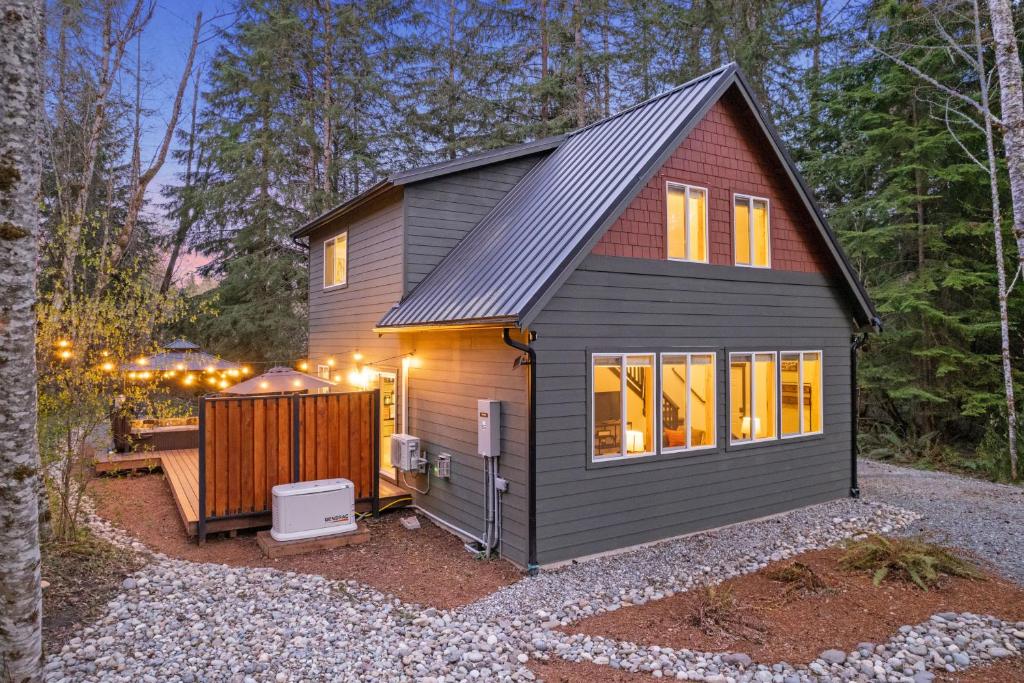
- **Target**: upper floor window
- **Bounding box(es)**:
[323,231,348,288]
[781,351,823,437]
[667,183,708,263]
[734,195,770,268]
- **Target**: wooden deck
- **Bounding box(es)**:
[94,450,163,474]
[103,448,413,540]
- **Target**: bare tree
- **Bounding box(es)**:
[987,0,1024,278]
[0,0,45,680]
[160,71,202,294]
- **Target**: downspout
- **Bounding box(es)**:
[502,327,538,574]
[849,329,871,498]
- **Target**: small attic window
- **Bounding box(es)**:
[323,231,348,288]
[666,183,708,263]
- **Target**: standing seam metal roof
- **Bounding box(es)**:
[377,63,877,330]
[377,65,732,329]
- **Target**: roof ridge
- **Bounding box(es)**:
[567,62,737,138]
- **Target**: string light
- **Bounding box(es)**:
[326,358,336,367]
[242,366,251,375]
[137,357,148,366]
[183,374,195,386]
[259,380,270,390]
[207,376,217,386]
[57,339,70,348]
[175,362,186,371]
[298,361,309,371]
[353,351,363,362]
[218,379,229,389]
[58,349,72,360]
[101,361,114,372]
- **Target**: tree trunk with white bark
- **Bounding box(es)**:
[988,0,1024,274]
[0,0,45,680]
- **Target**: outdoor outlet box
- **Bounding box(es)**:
[477,399,500,457]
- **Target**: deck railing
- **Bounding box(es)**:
[197,390,380,542]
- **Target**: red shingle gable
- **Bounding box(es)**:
[593,88,833,274]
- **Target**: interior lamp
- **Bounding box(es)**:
[626,430,645,453]
[740,416,761,438]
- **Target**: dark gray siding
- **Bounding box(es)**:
[308,192,404,378]
[402,155,545,293]
[530,254,857,565]
[398,329,530,568]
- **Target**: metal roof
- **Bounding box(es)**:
[291,136,564,239]
[377,64,737,329]
[377,63,878,330]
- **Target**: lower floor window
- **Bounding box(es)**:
[729,352,777,443]
[781,351,823,436]
[661,353,716,451]
[593,353,655,459]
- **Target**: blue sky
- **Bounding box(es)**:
[141,1,233,202]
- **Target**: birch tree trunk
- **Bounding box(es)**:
[987,0,1024,272]
[0,0,45,680]
[975,0,1020,480]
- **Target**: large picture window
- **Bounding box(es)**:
[661,353,716,451]
[592,353,656,460]
[323,231,348,288]
[729,352,777,443]
[734,195,770,268]
[781,351,823,437]
[667,183,708,263]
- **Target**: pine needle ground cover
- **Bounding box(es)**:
[567,547,1021,665]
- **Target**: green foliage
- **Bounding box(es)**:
[840,534,983,590]
[796,0,1024,474]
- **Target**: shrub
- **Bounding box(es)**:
[840,534,983,590]
[688,585,764,642]
[765,560,831,597]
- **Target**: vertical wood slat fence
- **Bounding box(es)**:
[197,390,380,542]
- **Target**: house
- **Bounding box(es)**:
[291,64,879,571]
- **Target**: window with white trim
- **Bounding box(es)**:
[592,353,656,460]
[667,183,708,263]
[323,231,348,288]
[661,352,716,451]
[734,195,770,268]
[781,351,823,437]
[316,364,331,380]
[729,352,777,443]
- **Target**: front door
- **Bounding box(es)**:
[378,371,397,481]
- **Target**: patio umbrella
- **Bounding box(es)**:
[220,366,336,395]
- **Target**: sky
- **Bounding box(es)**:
[140,1,232,199]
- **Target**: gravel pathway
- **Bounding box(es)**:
[859,458,1024,584]
[45,488,1023,682]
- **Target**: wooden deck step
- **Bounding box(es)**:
[158,449,200,536]
[94,450,162,474]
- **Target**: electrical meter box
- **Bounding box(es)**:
[477,399,500,457]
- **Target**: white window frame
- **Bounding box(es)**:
[733,194,771,269]
[591,352,657,462]
[316,364,331,380]
[659,352,717,454]
[323,231,348,289]
[780,350,824,438]
[728,351,779,445]
[666,182,710,264]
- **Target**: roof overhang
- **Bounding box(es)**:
[373,316,519,334]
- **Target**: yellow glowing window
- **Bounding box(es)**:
[323,231,348,288]
[734,195,770,267]
[667,183,708,262]
[592,353,656,460]
[781,351,823,436]
[661,352,716,451]
[729,352,777,443]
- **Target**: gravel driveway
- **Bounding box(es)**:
[859,458,1024,584]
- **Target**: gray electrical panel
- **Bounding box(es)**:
[477,399,500,457]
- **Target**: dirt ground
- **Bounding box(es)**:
[42,535,146,653]
[89,472,520,609]
[570,547,1024,666]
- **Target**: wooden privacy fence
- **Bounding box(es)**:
[197,390,380,542]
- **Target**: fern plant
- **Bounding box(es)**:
[840,534,983,590]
